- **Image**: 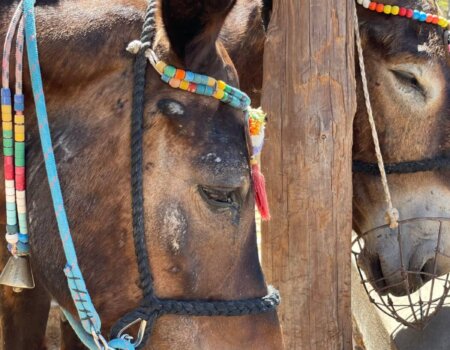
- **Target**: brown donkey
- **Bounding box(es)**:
[0,0,283,349]
[353,0,450,298]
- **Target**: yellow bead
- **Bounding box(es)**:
[2,112,12,122]
[15,115,24,124]
[207,77,216,87]
[179,80,189,91]
[217,80,227,91]
[15,133,25,142]
[1,105,12,115]
[2,122,12,131]
[383,5,391,14]
[213,90,225,100]
[15,124,24,134]
[438,17,446,27]
[391,6,399,15]
[155,61,167,75]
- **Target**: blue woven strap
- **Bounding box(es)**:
[62,309,101,350]
[63,309,136,350]
[20,2,136,348]
[22,1,137,348]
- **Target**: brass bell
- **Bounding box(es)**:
[0,255,35,292]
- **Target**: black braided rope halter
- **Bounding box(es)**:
[110,1,280,348]
[353,156,450,175]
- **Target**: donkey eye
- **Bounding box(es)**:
[198,186,240,210]
[390,69,424,94]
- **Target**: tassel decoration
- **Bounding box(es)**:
[251,161,270,220]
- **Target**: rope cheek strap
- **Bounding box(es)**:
[354,2,400,228]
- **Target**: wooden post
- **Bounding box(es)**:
[261,1,356,349]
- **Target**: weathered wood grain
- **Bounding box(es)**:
[261,1,356,348]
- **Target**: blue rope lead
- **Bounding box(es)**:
[22,0,131,348]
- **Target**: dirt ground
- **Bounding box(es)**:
[46,306,61,350]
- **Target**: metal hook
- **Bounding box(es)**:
[117,318,148,348]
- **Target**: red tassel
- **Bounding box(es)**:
[252,163,270,220]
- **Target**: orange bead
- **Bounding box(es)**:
[369,2,377,11]
[169,79,181,88]
[174,69,186,80]
[432,15,439,24]
[376,3,384,12]
[426,14,433,23]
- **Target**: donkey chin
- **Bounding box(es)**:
[354,176,450,297]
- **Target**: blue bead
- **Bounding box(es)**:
[6,225,18,234]
[193,74,203,84]
[419,11,427,21]
[6,202,16,211]
[229,96,241,109]
[185,71,195,82]
[14,94,24,112]
[204,86,214,96]
[413,10,420,20]
[196,85,206,95]
[161,74,171,83]
[200,75,210,86]
[1,88,11,98]
[18,233,29,243]
[16,241,30,254]
[1,88,11,105]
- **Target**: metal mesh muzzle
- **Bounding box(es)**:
[352,217,450,329]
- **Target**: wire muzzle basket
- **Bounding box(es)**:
[352,217,450,330]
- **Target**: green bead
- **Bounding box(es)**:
[15,157,25,167]
[3,130,13,138]
[224,85,233,93]
[4,147,13,156]
[3,139,13,148]
[15,142,25,152]
[6,225,18,234]
[15,153,25,161]
[164,65,176,78]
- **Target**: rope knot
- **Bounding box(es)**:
[126,40,144,55]
[385,207,400,229]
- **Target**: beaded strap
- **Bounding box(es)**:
[356,0,449,28]
[146,50,251,111]
[1,1,29,256]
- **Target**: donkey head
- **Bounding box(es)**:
[353,0,450,296]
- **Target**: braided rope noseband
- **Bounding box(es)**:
[353,156,450,175]
[1,1,279,349]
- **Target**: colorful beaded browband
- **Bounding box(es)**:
[356,0,449,28]
[126,43,270,219]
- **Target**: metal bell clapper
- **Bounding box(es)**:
[0,255,35,292]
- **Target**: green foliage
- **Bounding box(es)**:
[438,0,448,13]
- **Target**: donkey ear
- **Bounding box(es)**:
[161,0,236,65]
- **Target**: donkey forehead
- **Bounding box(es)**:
[155,97,246,142]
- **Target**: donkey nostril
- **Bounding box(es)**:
[358,251,388,294]
[420,258,436,284]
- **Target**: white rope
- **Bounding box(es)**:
[353,3,399,228]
